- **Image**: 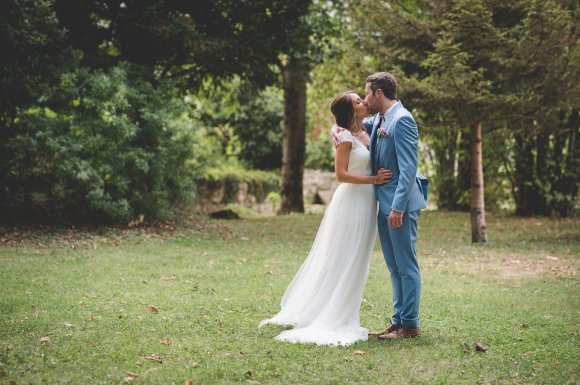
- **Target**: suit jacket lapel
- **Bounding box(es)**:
[383,101,402,131]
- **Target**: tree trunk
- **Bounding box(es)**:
[470,121,488,243]
[278,57,307,215]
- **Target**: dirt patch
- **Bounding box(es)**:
[465,254,578,279]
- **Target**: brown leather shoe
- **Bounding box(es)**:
[378,327,420,340]
[368,324,401,337]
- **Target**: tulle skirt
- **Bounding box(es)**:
[260,182,377,346]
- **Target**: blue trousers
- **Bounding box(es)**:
[377,210,421,328]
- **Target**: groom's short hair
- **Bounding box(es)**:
[366,72,397,100]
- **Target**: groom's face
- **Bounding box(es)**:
[364,82,379,114]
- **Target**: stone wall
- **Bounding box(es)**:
[303,169,339,205]
[194,168,339,215]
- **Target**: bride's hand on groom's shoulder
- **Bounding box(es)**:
[330,124,345,148]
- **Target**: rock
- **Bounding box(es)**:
[209,209,240,219]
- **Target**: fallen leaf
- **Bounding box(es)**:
[4,343,14,350]
[147,305,159,313]
[550,361,561,367]
[64,323,73,328]
[144,354,164,363]
[474,340,488,352]
[354,350,365,356]
[160,337,171,345]
[39,336,50,344]
[192,362,200,368]
[125,372,139,383]
[84,316,97,321]
[185,380,193,385]
[343,357,353,362]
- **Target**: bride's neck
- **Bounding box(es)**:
[349,119,364,133]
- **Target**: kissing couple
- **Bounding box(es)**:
[260,72,428,346]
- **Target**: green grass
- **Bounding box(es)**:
[0,211,578,384]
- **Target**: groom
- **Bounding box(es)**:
[333,72,427,339]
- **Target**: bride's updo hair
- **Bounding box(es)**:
[331,91,356,129]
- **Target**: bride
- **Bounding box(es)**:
[259,91,391,346]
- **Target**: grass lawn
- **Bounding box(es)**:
[0,211,578,384]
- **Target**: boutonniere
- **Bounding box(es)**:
[378,128,388,138]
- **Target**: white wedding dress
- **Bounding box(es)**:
[260,130,378,346]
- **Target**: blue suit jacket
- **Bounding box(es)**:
[363,101,428,216]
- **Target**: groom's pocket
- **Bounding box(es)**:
[408,210,420,222]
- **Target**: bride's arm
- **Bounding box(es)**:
[335,142,390,185]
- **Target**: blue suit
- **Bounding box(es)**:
[363,101,427,329]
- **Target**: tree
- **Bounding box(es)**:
[53,0,337,215]
[499,0,579,217]
[275,1,339,214]
[349,0,477,211]
[0,0,322,223]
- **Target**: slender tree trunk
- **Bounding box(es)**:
[470,121,487,243]
[278,57,307,214]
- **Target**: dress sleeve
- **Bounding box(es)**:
[337,130,354,145]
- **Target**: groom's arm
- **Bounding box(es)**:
[392,115,419,213]
[362,116,374,135]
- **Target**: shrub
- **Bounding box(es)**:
[1,63,197,224]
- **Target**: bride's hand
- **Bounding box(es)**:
[374,168,392,184]
[330,124,345,148]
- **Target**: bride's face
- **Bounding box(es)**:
[349,93,368,120]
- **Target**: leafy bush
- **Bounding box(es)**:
[305,133,335,172]
[1,63,197,224]
[191,79,283,170]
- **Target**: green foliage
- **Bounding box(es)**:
[190,79,283,170]
[346,0,579,216]
[305,133,335,171]
[0,0,70,119]
[2,64,196,224]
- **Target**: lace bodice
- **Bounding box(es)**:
[337,130,372,176]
